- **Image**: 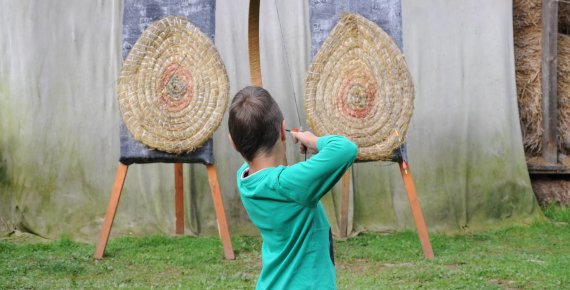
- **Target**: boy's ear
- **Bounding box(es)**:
[280,119,286,141]
[228,134,238,151]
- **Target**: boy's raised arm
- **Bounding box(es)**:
[278,133,358,206]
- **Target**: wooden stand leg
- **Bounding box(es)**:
[339,167,351,238]
[94,163,129,259]
[399,161,434,259]
[175,163,184,235]
[206,164,235,260]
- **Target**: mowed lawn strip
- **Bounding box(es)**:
[1,206,568,289]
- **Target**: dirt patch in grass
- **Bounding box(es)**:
[337,258,384,273]
[488,278,518,289]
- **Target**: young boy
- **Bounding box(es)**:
[228,86,357,289]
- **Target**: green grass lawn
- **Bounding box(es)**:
[1,207,568,289]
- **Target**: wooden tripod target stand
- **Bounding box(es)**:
[95,2,235,261]
[94,162,235,260]
[338,158,434,259]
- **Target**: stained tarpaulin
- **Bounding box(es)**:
[0,0,540,242]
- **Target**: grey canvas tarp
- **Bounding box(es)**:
[0,0,540,242]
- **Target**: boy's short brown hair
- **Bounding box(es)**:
[228,86,284,161]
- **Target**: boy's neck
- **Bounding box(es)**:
[248,156,285,174]
[248,143,288,174]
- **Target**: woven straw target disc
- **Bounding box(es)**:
[305,13,414,161]
[118,16,229,154]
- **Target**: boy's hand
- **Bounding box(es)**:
[291,130,318,154]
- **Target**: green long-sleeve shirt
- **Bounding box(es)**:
[236,135,358,290]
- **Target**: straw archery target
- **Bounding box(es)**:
[118,16,229,154]
[305,13,414,161]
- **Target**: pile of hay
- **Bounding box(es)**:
[514,0,542,28]
[513,0,570,156]
[513,1,569,33]
[559,34,570,149]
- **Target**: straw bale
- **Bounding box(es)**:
[513,0,570,156]
[512,0,568,33]
[514,0,542,155]
[514,24,543,154]
[558,34,570,150]
[513,0,542,29]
